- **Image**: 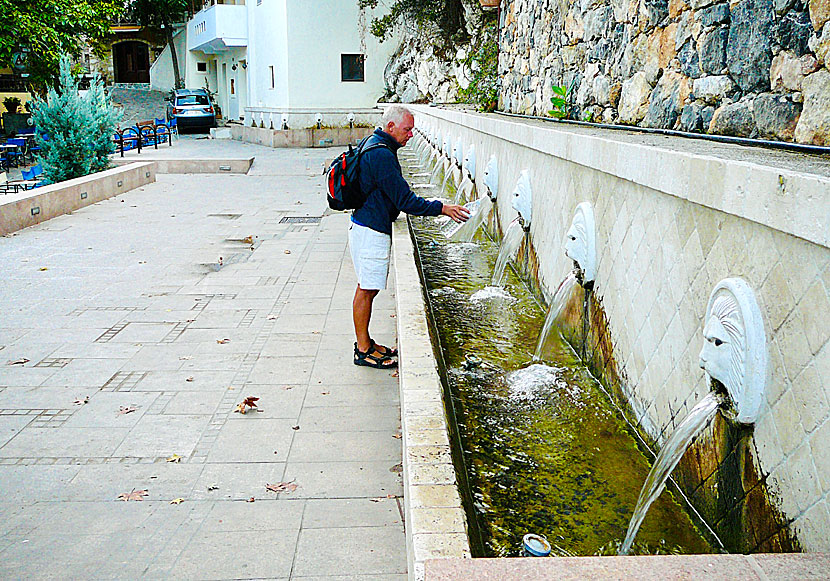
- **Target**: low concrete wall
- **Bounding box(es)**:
[229,125,375,148]
[110,157,253,174]
[392,219,472,581]
[408,105,830,552]
[0,163,155,236]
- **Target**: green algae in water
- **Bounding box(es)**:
[409,213,713,558]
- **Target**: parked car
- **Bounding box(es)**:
[166,89,215,131]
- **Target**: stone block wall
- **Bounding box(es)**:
[409,104,830,551]
[499,0,830,144]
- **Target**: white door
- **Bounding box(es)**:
[228,65,239,120]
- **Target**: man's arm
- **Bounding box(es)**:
[375,164,443,217]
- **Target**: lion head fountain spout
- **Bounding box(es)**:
[511,170,532,232]
[483,156,499,201]
[564,202,597,289]
[453,138,463,169]
[699,278,767,425]
[463,144,476,181]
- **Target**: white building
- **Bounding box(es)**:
[151,0,396,129]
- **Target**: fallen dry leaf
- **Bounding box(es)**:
[185,376,194,382]
[284,250,291,254]
[265,481,298,494]
[166,454,182,463]
[7,358,29,366]
[291,425,300,431]
[241,235,254,245]
[391,372,399,378]
[216,338,230,344]
[246,497,255,503]
[234,396,259,414]
[370,497,386,503]
[392,433,402,439]
[117,489,148,501]
[321,391,330,396]
[117,406,137,415]
[207,485,219,491]
[390,314,396,318]
[39,267,48,271]
[73,396,89,405]
[389,463,403,474]
[179,356,192,361]
[169,498,185,505]
[266,315,277,320]
[282,386,293,391]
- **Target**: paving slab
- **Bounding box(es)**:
[0,140,405,579]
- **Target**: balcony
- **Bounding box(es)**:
[187,3,247,54]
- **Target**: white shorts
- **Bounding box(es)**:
[349,222,392,291]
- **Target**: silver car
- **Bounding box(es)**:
[166,89,215,130]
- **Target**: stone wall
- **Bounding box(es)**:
[408,104,830,551]
[498,0,830,144]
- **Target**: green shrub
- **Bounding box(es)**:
[458,21,499,111]
[30,56,121,184]
[549,84,569,119]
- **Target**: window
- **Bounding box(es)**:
[341,54,364,82]
[176,94,210,106]
[197,62,207,72]
[269,66,275,89]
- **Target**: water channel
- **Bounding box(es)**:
[406,171,714,557]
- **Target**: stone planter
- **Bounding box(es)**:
[2,113,33,136]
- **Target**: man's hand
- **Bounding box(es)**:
[442,204,471,223]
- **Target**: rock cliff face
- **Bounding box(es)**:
[383,0,828,144]
[495,0,828,143]
[383,8,495,105]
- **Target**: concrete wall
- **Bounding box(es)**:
[0,163,155,236]
[150,29,189,92]
[408,104,830,551]
[228,124,376,148]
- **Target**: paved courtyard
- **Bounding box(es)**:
[0,141,406,579]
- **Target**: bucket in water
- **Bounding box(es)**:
[522,533,551,557]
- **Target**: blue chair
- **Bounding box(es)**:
[6,138,26,167]
[31,164,43,178]
[168,117,178,138]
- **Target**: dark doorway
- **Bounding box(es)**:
[114,41,150,84]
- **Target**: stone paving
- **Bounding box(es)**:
[0,143,406,579]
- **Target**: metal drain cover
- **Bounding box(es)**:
[279,216,322,224]
[208,213,242,220]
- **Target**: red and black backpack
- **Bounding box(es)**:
[325,137,387,211]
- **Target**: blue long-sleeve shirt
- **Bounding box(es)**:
[351,129,443,235]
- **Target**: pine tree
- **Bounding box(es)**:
[30,56,121,184]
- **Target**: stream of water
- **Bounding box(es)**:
[619,393,722,555]
[491,218,525,286]
[533,271,580,361]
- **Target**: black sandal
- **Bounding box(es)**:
[370,339,398,358]
[354,342,398,369]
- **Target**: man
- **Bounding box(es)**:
[350,105,469,369]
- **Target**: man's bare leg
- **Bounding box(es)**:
[353,285,379,354]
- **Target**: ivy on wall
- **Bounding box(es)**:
[458,20,500,111]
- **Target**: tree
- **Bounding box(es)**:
[359,0,468,44]
[31,56,121,183]
[0,0,122,91]
[127,0,191,89]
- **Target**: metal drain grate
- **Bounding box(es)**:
[207,213,242,220]
[279,216,322,224]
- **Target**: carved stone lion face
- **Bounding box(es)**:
[511,170,533,228]
[563,202,596,284]
[464,144,476,179]
[483,156,499,201]
[698,279,766,425]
